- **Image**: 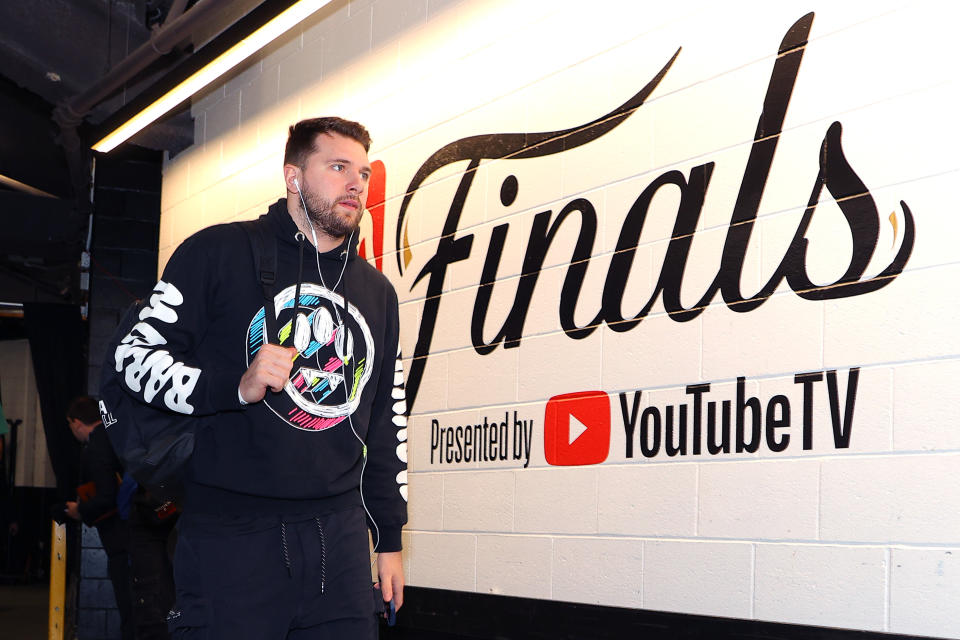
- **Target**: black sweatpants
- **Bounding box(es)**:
[168,505,377,640]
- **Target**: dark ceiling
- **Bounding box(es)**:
[0,0,199,196]
[2,1,185,134]
[0,0,285,311]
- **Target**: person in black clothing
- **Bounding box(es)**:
[107,117,408,639]
[63,395,133,640]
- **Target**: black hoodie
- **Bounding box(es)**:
[113,199,407,551]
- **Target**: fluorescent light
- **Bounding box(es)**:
[0,173,57,198]
[93,0,333,153]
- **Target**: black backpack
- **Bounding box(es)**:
[99,217,278,500]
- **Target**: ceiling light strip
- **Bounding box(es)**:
[0,173,57,198]
[92,0,333,153]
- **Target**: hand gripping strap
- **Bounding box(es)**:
[239,217,278,345]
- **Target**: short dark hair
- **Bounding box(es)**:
[66,396,101,425]
[284,117,371,167]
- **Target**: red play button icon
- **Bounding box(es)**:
[544,391,610,466]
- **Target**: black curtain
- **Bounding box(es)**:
[22,303,84,499]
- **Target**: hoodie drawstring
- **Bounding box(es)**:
[280,521,292,577]
[314,517,326,594]
[279,517,327,592]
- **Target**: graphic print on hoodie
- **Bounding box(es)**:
[247,281,375,431]
[109,199,407,549]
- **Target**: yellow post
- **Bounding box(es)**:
[48,521,66,640]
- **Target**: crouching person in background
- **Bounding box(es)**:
[58,395,133,640]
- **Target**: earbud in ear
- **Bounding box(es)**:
[293,177,300,191]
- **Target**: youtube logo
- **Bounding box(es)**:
[544,391,611,466]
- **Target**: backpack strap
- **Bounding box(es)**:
[240,217,279,346]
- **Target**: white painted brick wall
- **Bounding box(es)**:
[408,532,476,591]
[517,331,603,403]
[890,547,960,638]
[416,287,474,351]
[157,0,960,635]
[277,36,320,103]
[601,314,702,392]
[821,455,960,544]
[755,544,886,631]
[893,359,960,451]
[702,295,823,381]
[650,62,772,169]
[515,468,598,534]
[824,265,960,367]
[476,535,552,599]
[405,351,446,413]
[443,470,515,532]
[406,471,443,531]
[888,171,960,273]
[699,460,819,540]
[597,464,697,537]
[203,91,240,144]
[643,540,752,618]
[553,537,643,607]
[185,144,220,201]
[446,345,517,409]
[371,0,425,46]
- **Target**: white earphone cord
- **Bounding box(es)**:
[296,182,381,556]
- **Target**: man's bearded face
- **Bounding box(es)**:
[299,178,363,238]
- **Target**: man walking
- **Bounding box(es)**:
[109,117,407,639]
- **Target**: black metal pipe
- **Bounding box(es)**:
[56,0,237,125]
[164,0,192,26]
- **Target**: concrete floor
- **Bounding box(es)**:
[0,582,48,639]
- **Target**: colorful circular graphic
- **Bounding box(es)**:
[245,282,375,431]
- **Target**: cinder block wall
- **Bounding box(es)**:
[81,144,163,640]
[157,1,960,638]
[77,525,122,640]
[88,148,164,392]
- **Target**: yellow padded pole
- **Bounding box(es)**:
[48,521,66,640]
